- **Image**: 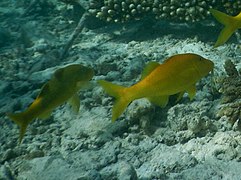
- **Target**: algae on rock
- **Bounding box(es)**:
[217,59,241,130]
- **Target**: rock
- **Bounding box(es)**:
[25,150,45,160]
[0,27,11,47]
[117,161,138,180]
[2,149,18,163]
[100,161,137,180]
[0,163,15,180]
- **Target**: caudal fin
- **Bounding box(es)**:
[98,80,131,122]
[210,9,239,47]
[7,112,29,144]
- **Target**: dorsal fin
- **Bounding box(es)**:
[37,83,50,98]
[162,55,176,64]
[54,68,64,81]
[38,110,52,120]
[141,61,160,80]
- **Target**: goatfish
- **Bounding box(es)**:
[210,9,241,47]
[7,64,94,143]
[98,53,214,122]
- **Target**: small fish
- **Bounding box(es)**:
[98,53,214,122]
[7,64,94,143]
[209,9,241,47]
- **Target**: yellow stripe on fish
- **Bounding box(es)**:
[210,9,241,47]
[98,53,214,122]
[7,64,94,143]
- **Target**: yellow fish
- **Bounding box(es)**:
[98,53,214,122]
[210,9,241,47]
[7,64,94,143]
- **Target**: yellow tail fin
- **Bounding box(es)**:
[210,9,239,47]
[98,80,131,122]
[7,112,29,144]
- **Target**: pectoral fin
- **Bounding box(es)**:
[175,91,185,102]
[186,85,196,100]
[148,95,169,108]
[68,93,80,113]
[76,81,90,90]
[38,110,52,120]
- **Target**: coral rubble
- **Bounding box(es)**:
[217,59,241,130]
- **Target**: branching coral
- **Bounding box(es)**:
[217,60,241,130]
[59,0,79,5]
[221,0,241,16]
[88,0,241,23]
[89,0,153,23]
